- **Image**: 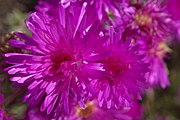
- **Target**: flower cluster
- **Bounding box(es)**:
[2,0,180,120]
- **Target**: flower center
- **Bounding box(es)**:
[50,51,73,73]
[135,12,152,26]
[76,102,96,118]
[104,56,129,78]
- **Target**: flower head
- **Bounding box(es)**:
[130,0,172,38]
[118,0,173,88]
[5,2,108,119]
[92,28,149,109]
[137,37,171,88]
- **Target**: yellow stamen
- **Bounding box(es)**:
[135,13,152,26]
[157,43,172,53]
[76,101,96,118]
[156,42,172,59]
[149,42,171,59]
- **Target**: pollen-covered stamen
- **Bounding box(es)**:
[50,51,73,73]
[76,102,96,118]
[135,12,152,26]
[149,42,171,59]
[156,43,172,59]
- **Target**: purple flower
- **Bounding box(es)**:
[147,56,170,88]
[116,0,173,88]
[146,42,171,88]
[23,100,143,120]
[136,37,171,88]
[131,0,172,39]
[5,2,108,119]
[67,100,143,120]
[91,28,149,109]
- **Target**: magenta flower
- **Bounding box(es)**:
[147,41,170,88]
[91,28,149,109]
[23,100,143,120]
[136,36,171,88]
[5,2,108,119]
[67,100,143,120]
[147,56,170,88]
[116,0,173,88]
[125,0,173,41]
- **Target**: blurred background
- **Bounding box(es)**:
[0,0,180,120]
